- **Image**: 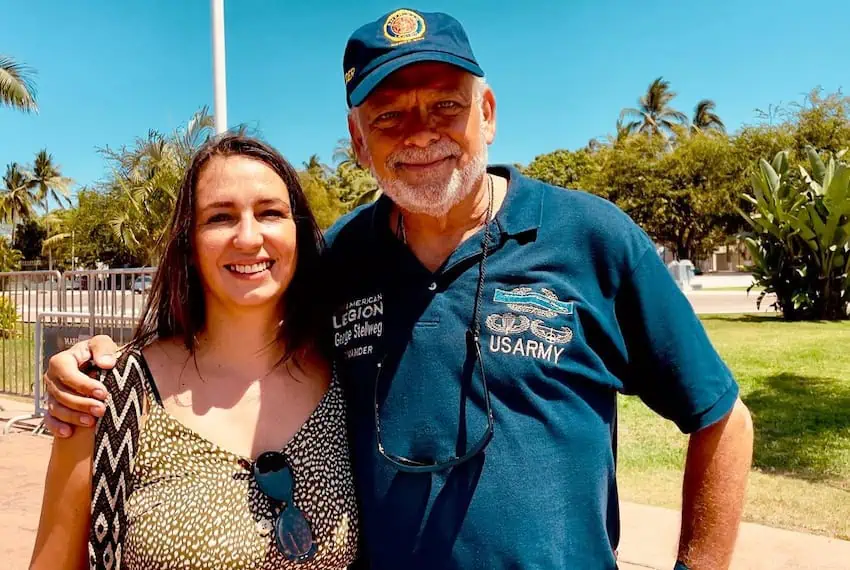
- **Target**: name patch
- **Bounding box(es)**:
[333,293,384,360]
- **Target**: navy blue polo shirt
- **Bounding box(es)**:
[323,165,738,570]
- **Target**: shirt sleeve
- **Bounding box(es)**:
[614,245,739,434]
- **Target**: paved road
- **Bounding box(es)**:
[2,290,150,322]
[686,290,778,315]
[4,288,776,321]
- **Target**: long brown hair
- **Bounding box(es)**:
[130,133,326,364]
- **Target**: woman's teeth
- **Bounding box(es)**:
[227,261,273,274]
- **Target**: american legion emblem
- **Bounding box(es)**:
[383,9,426,44]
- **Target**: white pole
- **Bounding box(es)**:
[211,0,228,134]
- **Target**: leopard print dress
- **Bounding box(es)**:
[93,350,360,570]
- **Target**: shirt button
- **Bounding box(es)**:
[428,282,437,291]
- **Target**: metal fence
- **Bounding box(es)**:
[0,268,156,402]
[0,271,62,399]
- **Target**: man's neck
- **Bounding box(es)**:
[392,172,509,271]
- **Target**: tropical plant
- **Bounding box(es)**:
[619,77,688,139]
[1,163,37,242]
[0,237,22,272]
[332,138,358,171]
[43,189,140,270]
[31,149,72,212]
[738,148,850,320]
[0,55,37,113]
[691,99,725,133]
[331,138,379,207]
[0,295,18,338]
[103,107,214,265]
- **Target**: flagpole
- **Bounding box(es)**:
[211,0,228,134]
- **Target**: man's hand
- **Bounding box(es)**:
[678,398,754,569]
[43,335,120,438]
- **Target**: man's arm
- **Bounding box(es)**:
[677,398,754,570]
[42,335,119,437]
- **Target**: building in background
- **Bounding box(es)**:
[655,239,753,274]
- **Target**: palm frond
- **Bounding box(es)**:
[0,56,38,112]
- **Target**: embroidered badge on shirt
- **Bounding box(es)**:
[486,286,574,364]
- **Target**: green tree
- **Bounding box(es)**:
[103,107,213,265]
[651,132,740,260]
[528,132,742,261]
[31,150,72,213]
[0,55,37,113]
[691,99,725,133]
[12,218,46,261]
[619,77,688,138]
[43,189,140,270]
[790,88,850,157]
[0,237,22,272]
[332,138,358,171]
[523,149,597,190]
[1,163,37,243]
[299,154,348,229]
[331,138,379,207]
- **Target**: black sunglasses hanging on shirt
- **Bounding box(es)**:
[373,176,496,473]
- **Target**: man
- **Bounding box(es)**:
[42,8,753,570]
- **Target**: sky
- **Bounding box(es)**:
[2,0,849,203]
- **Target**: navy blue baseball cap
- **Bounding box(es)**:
[343,8,485,108]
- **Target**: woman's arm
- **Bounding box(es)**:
[29,427,95,570]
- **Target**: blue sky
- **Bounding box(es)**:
[2,0,848,202]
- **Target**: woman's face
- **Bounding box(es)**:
[192,155,298,314]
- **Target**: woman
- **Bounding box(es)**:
[29,134,361,569]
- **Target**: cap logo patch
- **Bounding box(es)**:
[383,9,426,45]
[344,67,356,84]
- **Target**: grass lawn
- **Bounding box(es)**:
[617,314,850,539]
[0,323,37,397]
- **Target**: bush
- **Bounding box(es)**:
[739,148,850,320]
[0,238,22,273]
[0,296,19,338]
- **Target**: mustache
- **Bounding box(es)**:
[386,140,462,168]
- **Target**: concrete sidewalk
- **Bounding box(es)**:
[617,502,850,570]
[3,429,850,570]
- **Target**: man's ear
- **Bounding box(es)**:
[481,87,496,145]
[348,111,370,169]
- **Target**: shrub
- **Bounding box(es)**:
[0,296,19,338]
[739,148,850,320]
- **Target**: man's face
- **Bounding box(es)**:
[349,62,496,217]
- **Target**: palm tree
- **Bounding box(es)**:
[0,237,22,272]
[31,150,73,213]
[1,163,37,243]
[691,99,725,133]
[619,77,688,139]
[103,107,214,265]
[303,154,332,180]
[0,55,38,113]
[333,138,358,170]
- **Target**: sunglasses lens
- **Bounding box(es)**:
[254,452,294,503]
[274,506,317,561]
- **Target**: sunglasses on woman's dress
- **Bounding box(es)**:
[254,451,317,562]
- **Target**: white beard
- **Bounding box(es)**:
[367,140,489,218]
